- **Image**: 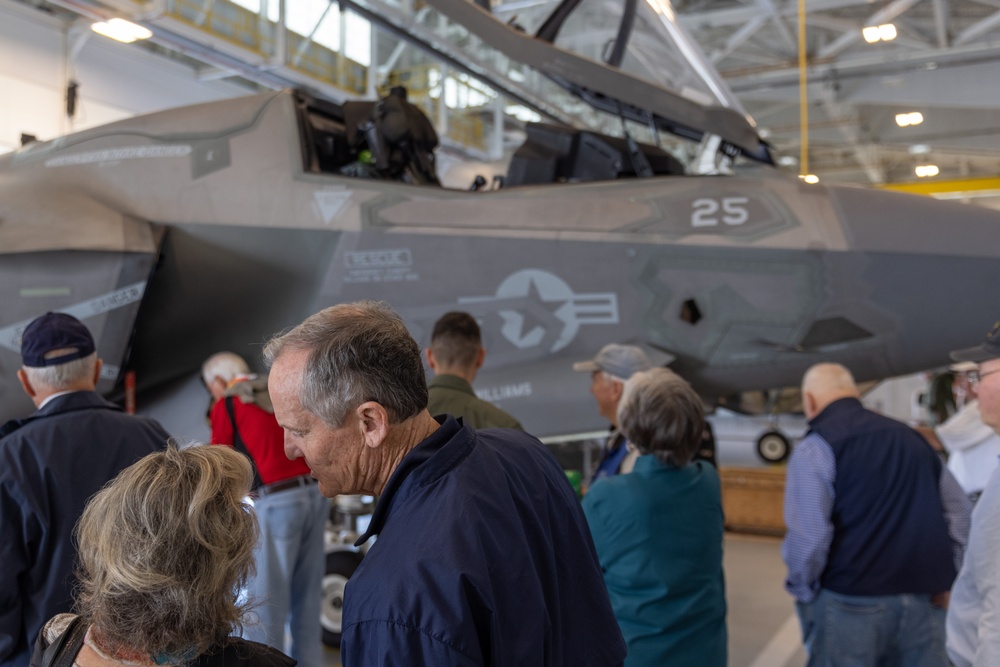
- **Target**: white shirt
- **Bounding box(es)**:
[936,400,1000,494]
[948,464,1000,667]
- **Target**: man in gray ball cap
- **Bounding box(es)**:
[573,343,654,487]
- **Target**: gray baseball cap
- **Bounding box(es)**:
[573,343,653,380]
[951,320,1000,363]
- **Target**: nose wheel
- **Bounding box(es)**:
[321,551,365,647]
[756,431,791,464]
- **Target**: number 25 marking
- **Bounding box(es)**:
[691,197,750,227]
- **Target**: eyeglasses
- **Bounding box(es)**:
[968,368,1000,383]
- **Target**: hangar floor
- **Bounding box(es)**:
[320,532,807,666]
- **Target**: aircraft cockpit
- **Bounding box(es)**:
[298,87,441,186]
[295,0,776,190]
[297,87,684,189]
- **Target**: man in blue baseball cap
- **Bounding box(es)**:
[0,312,169,667]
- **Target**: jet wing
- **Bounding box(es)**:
[0,177,162,420]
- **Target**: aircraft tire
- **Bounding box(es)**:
[321,550,365,648]
[756,431,791,464]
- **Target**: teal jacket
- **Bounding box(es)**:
[583,455,727,666]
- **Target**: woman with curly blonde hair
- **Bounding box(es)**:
[30,445,295,667]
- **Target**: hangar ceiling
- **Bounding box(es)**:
[675,0,1000,192]
[9,0,1000,204]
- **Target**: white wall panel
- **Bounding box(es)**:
[0,0,253,153]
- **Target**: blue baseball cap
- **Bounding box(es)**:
[20,312,96,368]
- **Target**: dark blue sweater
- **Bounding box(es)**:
[341,416,626,666]
[0,392,169,667]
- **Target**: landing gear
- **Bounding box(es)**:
[321,550,365,647]
[756,431,791,463]
[320,495,375,648]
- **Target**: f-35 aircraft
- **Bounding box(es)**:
[1,0,999,438]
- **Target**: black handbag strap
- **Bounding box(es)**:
[37,615,87,667]
[225,396,264,491]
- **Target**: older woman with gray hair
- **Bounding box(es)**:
[29,445,295,667]
[582,367,727,666]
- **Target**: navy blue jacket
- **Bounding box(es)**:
[340,416,626,666]
[811,397,957,596]
[0,392,170,667]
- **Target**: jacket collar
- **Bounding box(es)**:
[0,391,122,438]
[809,396,864,430]
[356,415,473,544]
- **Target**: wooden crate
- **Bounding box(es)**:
[719,466,786,536]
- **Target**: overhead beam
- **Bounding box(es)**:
[724,41,1000,90]
[954,9,1000,45]
[679,0,875,29]
[932,0,950,48]
[816,0,923,59]
[760,0,798,52]
[711,15,768,63]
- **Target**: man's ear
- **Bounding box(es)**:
[356,402,390,449]
[803,391,818,420]
[208,375,228,401]
[17,369,36,399]
[474,347,485,370]
[93,358,103,387]
[610,378,624,403]
[425,348,437,371]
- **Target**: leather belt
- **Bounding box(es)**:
[258,474,316,497]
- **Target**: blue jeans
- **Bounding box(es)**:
[796,589,948,667]
[244,482,329,667]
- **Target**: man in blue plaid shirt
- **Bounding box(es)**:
[783,362,970,667]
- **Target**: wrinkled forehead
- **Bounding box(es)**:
[981,357,1000,374]
[269,349,309,397]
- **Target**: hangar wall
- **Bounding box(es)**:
[0,0,249,153]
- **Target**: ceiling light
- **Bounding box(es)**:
[863,23,897,43]
[799,174,820,184]
[908,144,930,155]
[915,164,939,178]
[895,112,924,127]
[778,156,798,167]
[91,18,153,44]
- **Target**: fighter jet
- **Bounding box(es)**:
[1,0,999,439]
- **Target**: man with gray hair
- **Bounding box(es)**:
[265,300,625,666]
[0,312,169,667]
[573,343,653,486]
[783,362,970,666]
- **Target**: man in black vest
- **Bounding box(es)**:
[783,362,971,667]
